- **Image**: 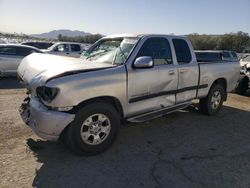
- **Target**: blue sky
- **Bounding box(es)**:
[0,0,249,35]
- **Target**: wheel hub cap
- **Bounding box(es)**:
[80,114,111,145]
[211,91,221,109]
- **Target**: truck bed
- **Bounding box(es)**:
[197,61,240,98]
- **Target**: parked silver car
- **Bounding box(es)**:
[18,34,240,155]
[42,42,85,58]
[0,44,43,77]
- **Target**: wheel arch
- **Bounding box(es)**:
[210,78,227,101]
[70,96,124,118]
[60,96,123,146]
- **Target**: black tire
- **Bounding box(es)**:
[65,102,120,156]
[235,77,249,95]
[199,84,225,115]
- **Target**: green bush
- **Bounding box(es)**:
[188,31,250,53]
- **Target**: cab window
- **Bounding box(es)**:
[137,38,173,65]
[223,52,230,58]
[71,44,81,52]
[173,39,192,64]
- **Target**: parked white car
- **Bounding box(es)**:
[0,44,43,77]
[42,42,85,58]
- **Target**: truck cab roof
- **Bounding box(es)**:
[103,33,186,39]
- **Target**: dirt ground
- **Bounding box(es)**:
[0,78,250,188]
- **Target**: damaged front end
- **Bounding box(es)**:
[19,95,31,125]
[17,53,116,141]
[19,93,75,141]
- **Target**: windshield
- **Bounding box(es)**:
[81,37,138,64]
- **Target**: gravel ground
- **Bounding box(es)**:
[0,78,250,188]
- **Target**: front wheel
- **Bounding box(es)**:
[199,84,225,115]
[65,102,120,155]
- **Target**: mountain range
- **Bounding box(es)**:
[31,29,92,39]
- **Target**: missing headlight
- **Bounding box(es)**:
[36,86,59,102]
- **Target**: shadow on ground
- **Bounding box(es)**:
[0,77,23,89]
[26,105,250,188]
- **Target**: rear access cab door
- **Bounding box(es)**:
[172,38,199,103]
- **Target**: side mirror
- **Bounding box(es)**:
[133,56,154,68]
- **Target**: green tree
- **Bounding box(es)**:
[188,31,250,52]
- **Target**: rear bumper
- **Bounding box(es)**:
[20,97,75,141]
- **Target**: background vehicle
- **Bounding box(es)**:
[18,34,240,155]
[195,50,222,62]
[195,50,239,62]
[235,56,250,94]
[42,42,85,58]
[21,41,54,49]
[0,44,44,77]
[240,55,250,67]
[221,50,239,61]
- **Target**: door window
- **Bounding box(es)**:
[137,38,173,65]
[222,52,230,58]
[0,47,17,55]
[16,47,35,57]
[54,44,69,52]
[231,52,238,58]
[71,44,81,52]
[173,39,192,64]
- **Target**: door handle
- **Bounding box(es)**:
[168,70,175,75]
[179,69,188,73]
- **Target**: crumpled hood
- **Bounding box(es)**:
[17,53,115,87]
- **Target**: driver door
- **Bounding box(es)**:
[127,37,178,116]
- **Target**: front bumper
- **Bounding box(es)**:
[20,96,75,141]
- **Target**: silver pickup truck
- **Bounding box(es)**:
[18,34,240,155]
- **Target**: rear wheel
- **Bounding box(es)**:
[199,84,225,115]
[65,102,120,155]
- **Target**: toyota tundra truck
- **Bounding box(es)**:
[17,34,240,155]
